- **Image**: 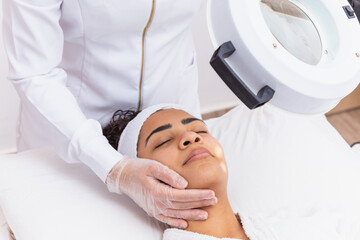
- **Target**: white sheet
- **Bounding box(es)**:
[0,207,12,240]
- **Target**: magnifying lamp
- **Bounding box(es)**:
[208,0,360,114]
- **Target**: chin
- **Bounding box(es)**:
[184,157,228,190]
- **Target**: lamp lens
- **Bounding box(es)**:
[260,0,322,65]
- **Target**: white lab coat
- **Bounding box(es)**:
[2,0,203,182]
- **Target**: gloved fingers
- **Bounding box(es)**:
[163,209,209,221]
[156,214,188,229]
[170,198,218,210]
[167,188,215,202]
[148,161,188,189]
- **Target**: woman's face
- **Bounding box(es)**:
[137,109,228,191]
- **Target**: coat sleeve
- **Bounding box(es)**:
[2,0,122,182]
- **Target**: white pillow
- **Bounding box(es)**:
[0,150,165,240]
[206,104,360,238]
[0,103,359,239]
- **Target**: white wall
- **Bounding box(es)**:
[0,2,239,153]
[193,3,239,113]
[0,1,19,154]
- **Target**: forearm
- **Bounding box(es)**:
[3,0,121,182]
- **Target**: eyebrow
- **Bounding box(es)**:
[145,124,172,146]
[181,117,204,125]
[145,117,205,146]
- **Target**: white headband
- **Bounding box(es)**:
[117,103,196,158]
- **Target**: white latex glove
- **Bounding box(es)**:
[106,157,217,229]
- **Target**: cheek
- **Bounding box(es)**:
[206,137,227,173]
[214,145,227,173]
[143,146,182,173]
[206,137,225,159]
[213,144,224,160]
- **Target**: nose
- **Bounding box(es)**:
[179,131,202,149]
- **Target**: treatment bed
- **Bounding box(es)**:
[1,103,360,240]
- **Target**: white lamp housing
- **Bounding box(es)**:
[208,0,360,114]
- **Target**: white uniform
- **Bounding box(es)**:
[2,0,203,182]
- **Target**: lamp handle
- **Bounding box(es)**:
[349,0,360,22]
[210,41,275,109]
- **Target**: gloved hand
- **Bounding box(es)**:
[106,156,217,229]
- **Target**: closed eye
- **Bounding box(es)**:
[196,131,208,134]
[154,139,172,149]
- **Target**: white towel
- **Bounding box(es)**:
[162,214,279,240]
[163,229,237,240]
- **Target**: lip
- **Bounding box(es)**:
[184,147,213,165]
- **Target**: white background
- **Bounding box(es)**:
[193,3,239,112]
[0,2,238,153]
[0,0,19,153]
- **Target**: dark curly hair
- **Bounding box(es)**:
[102,109,140,150]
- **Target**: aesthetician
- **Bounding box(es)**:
[2,0,217,229]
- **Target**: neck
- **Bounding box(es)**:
[184,193,249,239]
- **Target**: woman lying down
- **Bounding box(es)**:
[103,104,276,240]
